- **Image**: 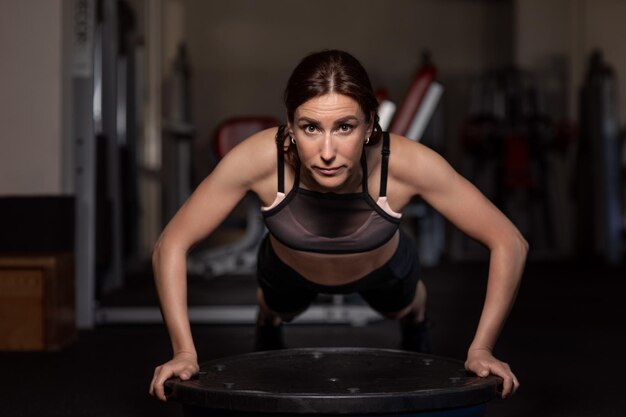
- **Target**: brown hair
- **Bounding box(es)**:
[278,50,382,162]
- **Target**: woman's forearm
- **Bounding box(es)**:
[469,233,528,353]
[152,241,197,357]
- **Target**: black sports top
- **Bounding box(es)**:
[261,131,402,254]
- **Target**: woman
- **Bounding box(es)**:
[149,50,527,401]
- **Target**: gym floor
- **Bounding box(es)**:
[1,259,625,417]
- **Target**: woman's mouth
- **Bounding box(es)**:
[315,166,342,176]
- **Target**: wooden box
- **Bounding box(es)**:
[0,253,76,350]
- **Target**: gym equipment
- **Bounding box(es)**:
[377,99,397,132]
[163,44,196,225]
[0,254,75,351]
[73,0,142,327]
[165,347,500,416]
[375,87,396,131]
[389,51,443,144]
[459,67,571,255]
[0,197,76,350]
[389,51,445,266]
[576,50,623,264]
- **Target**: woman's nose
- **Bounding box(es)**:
[320,134,336,162]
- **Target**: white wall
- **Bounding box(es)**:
[0,0,66,195]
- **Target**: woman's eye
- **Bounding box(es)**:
[338,124,353,133]
[304,125,316,133]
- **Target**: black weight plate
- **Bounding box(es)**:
[165,348,500,414]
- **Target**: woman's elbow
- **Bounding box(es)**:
[511,230,529,262]
[492,227,529,261]
[152,234,190,269]
[152,238,163,267]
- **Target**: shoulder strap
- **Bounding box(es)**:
[360,143,369,193]
[275,125,286,193]
[379,132,391,197]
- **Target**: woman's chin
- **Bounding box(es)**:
[311,174,350,192]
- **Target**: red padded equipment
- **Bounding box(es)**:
[214,117,281,159]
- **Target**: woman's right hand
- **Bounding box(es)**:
[149,352,199,401]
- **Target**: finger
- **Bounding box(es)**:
[149,365,163,396]
[503,376,519,398]
[467,361,490,378]
[179,363,200,380]
[155,378,167,402]
[500,375,514,398]
[511,375,520,395]
[154,369,174,402]
[488,365,517,399]
[149,370,161,397]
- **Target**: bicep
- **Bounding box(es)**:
[157,148,260,252]
[411,149,518,249]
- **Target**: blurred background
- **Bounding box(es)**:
[1,1,625,416]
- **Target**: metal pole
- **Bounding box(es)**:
[71,0,96,328]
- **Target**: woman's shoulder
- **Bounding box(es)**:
[388,133,433,164]
[209,126,282,189]
[387,133,450,186]
[220,126,279,168]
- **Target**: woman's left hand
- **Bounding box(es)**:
[465,348,519,399]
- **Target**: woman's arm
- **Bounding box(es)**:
[390,136,528,398]
[149,128,278,401]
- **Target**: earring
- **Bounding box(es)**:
[290,136,296,145]
[365,136,370,145]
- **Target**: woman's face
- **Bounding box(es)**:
[290,93,373,192]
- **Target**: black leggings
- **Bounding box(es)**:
[256,229,421,315]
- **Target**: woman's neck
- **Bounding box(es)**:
[298,164,364,194]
